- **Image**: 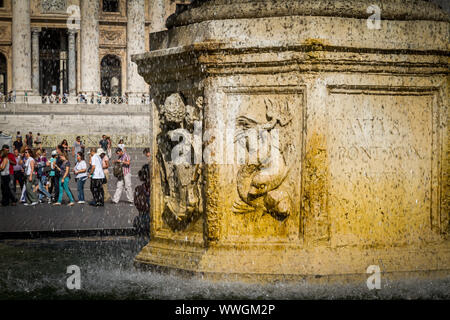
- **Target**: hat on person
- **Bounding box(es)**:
[51,150,57,156]
[96,148,105,155]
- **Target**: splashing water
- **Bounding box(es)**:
[0,237,448,300]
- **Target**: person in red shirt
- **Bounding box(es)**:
[2,145,16,175]
[1,144,17,205]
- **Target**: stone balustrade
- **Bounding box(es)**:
[0,101,152,148]
[0,94,151,105]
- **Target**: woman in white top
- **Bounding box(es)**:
[23,149,39,205]
[1,149,16,206]
[73,151,88,204]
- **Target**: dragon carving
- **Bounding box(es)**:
[232,98,294,220]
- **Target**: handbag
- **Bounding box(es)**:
[113,162,123,180]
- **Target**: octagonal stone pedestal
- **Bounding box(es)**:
[132,0,450,282]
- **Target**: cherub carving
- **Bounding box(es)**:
[157,93,203,231]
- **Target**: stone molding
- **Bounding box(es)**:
[134,42,449,86]
[168,0,450,28]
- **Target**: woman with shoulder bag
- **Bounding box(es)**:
[53,152,75,206]
[73,152,88,204]
[23,149,38,206]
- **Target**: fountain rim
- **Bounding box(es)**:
[167,0,450,28]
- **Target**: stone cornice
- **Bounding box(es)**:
[168,0,450,28]
[134,42,449,84]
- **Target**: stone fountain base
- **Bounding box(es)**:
[133,0,449,282]
[135,240,450,283]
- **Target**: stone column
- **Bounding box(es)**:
[127,0,148,104]
[12,0,32,101]
[80,0,100,96]
[31,27,41,95]
[68,29,77,96]
[149,0,166,33]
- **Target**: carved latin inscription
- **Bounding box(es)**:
[328,89,436,245]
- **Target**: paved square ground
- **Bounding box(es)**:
[0,148,147,237]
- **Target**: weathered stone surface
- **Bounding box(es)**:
[12,0,32,95]
[167,0,449,28]
[80,0,100,94]
[126,0,148,97]
[133,0,450,281]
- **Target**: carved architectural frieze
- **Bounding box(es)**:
[41,0,67,13]
[99,28,126,46]
[0,25,11,42]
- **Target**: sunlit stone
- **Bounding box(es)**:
[132,0,449,282]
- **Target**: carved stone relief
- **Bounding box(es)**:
[0,25,11,42]
[102,31,121,42]
[99,28,126,47]
[0,27,7,38]
[41,0,67,13]
[232,98,296,221]
[157,93,204,231]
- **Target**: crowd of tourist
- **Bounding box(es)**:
[1,132,151,209]
[0,91,18,103]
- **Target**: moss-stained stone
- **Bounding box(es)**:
[132,0,450,282]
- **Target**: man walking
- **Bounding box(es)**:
[89,148,105,207]
[112,148,133,205]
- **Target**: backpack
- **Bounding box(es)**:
[36,159,46,178]
[113,162,123,180]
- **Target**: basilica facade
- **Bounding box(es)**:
[0,0,192,148]
[0,0,189,102]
